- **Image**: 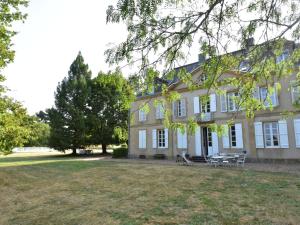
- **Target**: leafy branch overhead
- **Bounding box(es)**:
[106,0,300,133]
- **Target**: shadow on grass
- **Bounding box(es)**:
[0,152,113,168]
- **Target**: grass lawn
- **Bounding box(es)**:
[0,153,300,225]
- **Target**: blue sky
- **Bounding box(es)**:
[3,0,128,114]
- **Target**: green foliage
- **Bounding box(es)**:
[0,96,32,154]
[106,0,300,131]
[48,52,92,153]
[112,147,128,158]
[0,0,28,73]
[87,70,135,149]
[24,119,50,147]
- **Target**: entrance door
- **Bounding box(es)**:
[202,127,213,156]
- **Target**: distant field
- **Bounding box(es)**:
[0,153,300,225]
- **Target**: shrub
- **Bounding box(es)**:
[112,147,128,158]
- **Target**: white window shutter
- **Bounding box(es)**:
[181,99,186,116]
[152,129,157,148]
[235,123,244,148]
[294,119,300,148]
[172,101,177,118]
[212,131,219,155]
[273,83,279,106]
[278,120,289,148]
[254,122,264,148]
[195,126,202,156]
[193,96,200,114]
[222,124,230,148]
[139,130,143,148]
[164,128,169,148]
[220,93,227,112]
[182,127,187,148]
[155,106,160,119]
[177,129,182,148]
[210,94,217,112]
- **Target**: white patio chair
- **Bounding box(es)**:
[236,154,246,167]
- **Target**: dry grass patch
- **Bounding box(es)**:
[0,153,300,225]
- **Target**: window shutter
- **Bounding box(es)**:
[172,101,177,118]
[273,83,279,106]
[155,105,160,119]
[235,123,244,148]
[210,94,217,112]
[278,120,289,148]
[254,122,264,148]
[182,127,187,148]
[220,93,227,112]
[253,87,260,100]
[294,119,300,148]
[195,126,202,156]
[193,96,200,114]
[181,99,186,116]
[164,128,169,148]
[222,124,230,148]
[139,130,143,148]
[212,132,219,155]
[152,129,157,148]
[177,129,182,148]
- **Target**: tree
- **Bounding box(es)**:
[0,96,32,154]
[87,71,134,154]
[106,0,300,131]
[24,117,50,147]
[48,52,91,154]
[0,0,28,75]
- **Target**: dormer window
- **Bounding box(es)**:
[276,50,289,63]
[200,74,208,82]
[239,60,250,72]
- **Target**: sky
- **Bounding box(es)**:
[3,0,129,115]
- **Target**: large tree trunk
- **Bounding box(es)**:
[72,148,77,155]
[102,144,107,154]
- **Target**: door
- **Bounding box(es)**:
[202,127,213,156]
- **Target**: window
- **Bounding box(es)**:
[276,51,289,63]
[158,129,166,148]
[138,130,146,149]
[156,103,164,119]
[200,74,208,82]
[201,99,211,113]
[239,60,251,72]
[139,109,147,121]
[230,125,237,147]
[291,85,300,105]
[207,128,212,147]
[177,99,186,117]
[264,122,279,147]
[260,87,277,107]
[227,92,239,111]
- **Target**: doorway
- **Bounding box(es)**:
[202,127,212,156]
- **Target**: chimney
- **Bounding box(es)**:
[245,37,255,49]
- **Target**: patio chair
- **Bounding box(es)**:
[236,154,246,167]
[210,157,220,167]
[204,155,211,165]
[181,152,194,166]
[176,154,184,165]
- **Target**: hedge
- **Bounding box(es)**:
[112,147,128,158]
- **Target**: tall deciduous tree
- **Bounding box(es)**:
[48,52,91,154]
[87,71,134,154]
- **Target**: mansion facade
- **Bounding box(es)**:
[128,40,300,161]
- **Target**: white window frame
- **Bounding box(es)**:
[157,129,166,148]
[259,86,277,108]
[276,50,289,64]
[177,99,186,117]
[138,109,147,122]
[264,122,280,148]
[201,98,211,113]
[227,92,239,112]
